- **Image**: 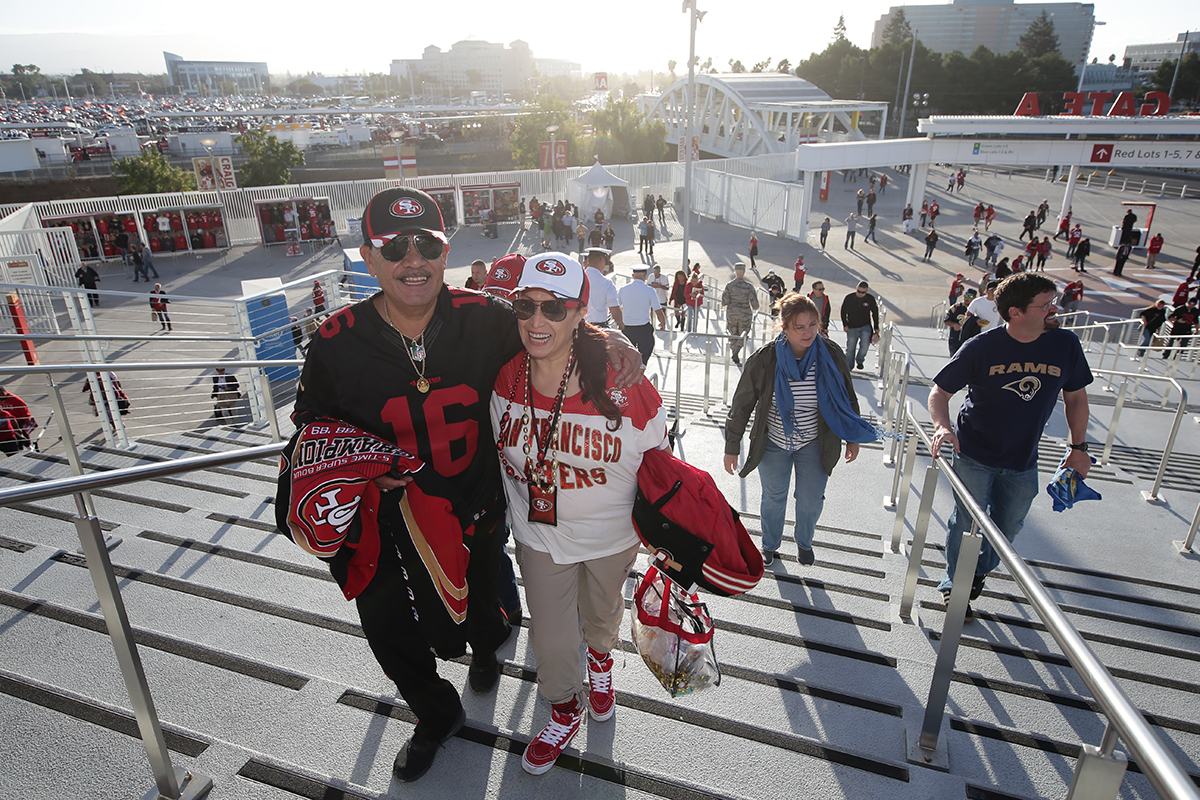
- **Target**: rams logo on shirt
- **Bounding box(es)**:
[390,198,424,217]
[538,259,567,276]
[1003,376,1042,401]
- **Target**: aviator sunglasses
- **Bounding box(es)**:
[378,233,445,262]
[511,297,579,322]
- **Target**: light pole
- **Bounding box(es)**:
[897,30,918,138]
[546,124,560,202]
[682,0,706,273]
[199,138,226,217]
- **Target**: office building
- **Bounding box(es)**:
[391,40,534,99]
[163,52,269,95]
[872,0,1096,64]
[1123,34,1200,81]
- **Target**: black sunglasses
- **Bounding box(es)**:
[511,297,578,322]
[378,233,445,262]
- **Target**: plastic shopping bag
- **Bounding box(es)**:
[631,564,721,697]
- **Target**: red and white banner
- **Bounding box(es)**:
[819,170,830,202]
[539,141,568,170]
[594,73,608,92]
[400,145,418,177]
[677,136,700,162]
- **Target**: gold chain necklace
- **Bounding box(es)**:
[382,296,430,393]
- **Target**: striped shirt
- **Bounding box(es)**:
[766,362,819,450]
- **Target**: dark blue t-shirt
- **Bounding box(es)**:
[934,326,1093,471]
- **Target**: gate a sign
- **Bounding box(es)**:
[594,73,608,92]
[1013,90,1171,117]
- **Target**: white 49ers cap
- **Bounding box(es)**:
[512,252,589,305]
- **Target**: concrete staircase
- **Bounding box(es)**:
[1,334,1198,800]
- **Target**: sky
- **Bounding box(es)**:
[0,0,1196,86]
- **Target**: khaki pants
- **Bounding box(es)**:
[515,540,641,704]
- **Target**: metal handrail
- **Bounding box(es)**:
[897,404,1200,800]
[672,332,746,434]
[1090,369,1187,502]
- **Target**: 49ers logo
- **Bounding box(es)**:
[299,481,363,545]
[390,197,424,218]
[537,259,567,276]
[531,497,554,513]
[492,266,511,281]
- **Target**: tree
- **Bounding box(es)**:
[881,9,912,45]
[1152,52,1200,104]
[729,59,747,73]
[289,78,323,97]
[751,57,772,73]
[507,96,582,170]
[1019,11,1060,59]
[589,97,670,164]
[668,60,677,80]
[236,127,305,186]
[833,15,848,42]
[622,80,640,98]
[776,59,791,74]
[114,149,196,195]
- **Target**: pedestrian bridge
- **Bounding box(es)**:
[643,72,889,158]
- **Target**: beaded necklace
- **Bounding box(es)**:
[496,347,577,525]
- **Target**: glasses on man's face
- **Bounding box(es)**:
[378,233,445,262]
[511,297,578,322]
[1039,300,1060,311]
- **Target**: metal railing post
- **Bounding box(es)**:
[886,411,918,516]
[900,460,942,618]
[1177,500,1200,556]
[914,524,983,754]
[1100,377,1130,466]
[1066,721,1128,800]
[45,375,96,517]
[1143,379,1188,503]
[258,367,283,443]
[71,493,213,800]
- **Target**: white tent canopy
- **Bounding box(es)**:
[566,160,631,222]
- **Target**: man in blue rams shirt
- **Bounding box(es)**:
[928,273,1093,620]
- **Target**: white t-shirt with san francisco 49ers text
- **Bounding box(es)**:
[490,356,667,564]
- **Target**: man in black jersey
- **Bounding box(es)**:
[290,187,640,783]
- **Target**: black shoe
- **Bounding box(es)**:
[942,588,975,622]
[468,649,501,694]
[969,574,986,600]
[504,604,523,631]
[393,707,466,783]
[856,363,865,370]
[762,549,775,566]
[731,353,741,365]
[797,546,815,566]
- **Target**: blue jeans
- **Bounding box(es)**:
[937,451,1039,592]
[757,439,828,552]
[686,304,700,333]
[1137,327,1154,357]
[845,325,871,367]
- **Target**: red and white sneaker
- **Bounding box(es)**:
[522,697,583,775]
[586,647,615,722]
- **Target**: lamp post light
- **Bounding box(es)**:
[546,124,560,203]
[681,0,706,272]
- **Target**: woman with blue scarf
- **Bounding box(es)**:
[723,293,878,566]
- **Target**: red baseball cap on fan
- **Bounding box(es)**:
[511,252,589,306]
[362,187,446,247]
[483,253,526,298]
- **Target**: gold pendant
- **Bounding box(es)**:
[416,377,430,393]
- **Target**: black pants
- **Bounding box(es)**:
[352,514,508,742]
[624,323,655,365]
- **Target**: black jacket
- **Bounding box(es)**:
[840,291,880,331]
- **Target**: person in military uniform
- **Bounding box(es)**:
[721,262,760,365]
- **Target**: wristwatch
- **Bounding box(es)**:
[1069,442,1089,452]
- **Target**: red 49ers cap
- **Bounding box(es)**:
[362,187,446,247]
[511,252,589,306]
[483,253,526,298]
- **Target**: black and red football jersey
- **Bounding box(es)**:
[294,287,524,517]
